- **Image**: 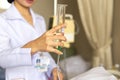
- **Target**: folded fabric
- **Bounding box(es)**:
[70,67,117,80]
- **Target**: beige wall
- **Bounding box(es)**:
[32,0,54,27]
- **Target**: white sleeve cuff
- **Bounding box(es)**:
[16,48,32,66]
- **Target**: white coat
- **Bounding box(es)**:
[0,3,57,80]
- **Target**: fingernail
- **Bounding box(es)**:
[60,52,63,55]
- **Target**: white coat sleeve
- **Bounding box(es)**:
[0,18,32,69]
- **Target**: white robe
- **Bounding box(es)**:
[0,3,56,80]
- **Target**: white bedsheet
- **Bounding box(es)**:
[70,67,117,80]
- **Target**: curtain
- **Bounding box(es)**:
[77,0,113,69]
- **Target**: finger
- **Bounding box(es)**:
[49,24,66,33]
[46,38,64,47]
[53,35,66,41]
[55,70,63,80]
[59,72,64,80]
[53,75,57,80]
[47,46,63,55]
[53,69,58,80]
[46,35,66,42]
[54,32,64,36]
[49,41,64,47]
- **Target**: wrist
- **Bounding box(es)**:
[22,40,38,55]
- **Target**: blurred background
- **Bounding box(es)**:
[0,0,120,80]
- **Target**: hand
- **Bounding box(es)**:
[52,68,64,80]
[23,24,66,55]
